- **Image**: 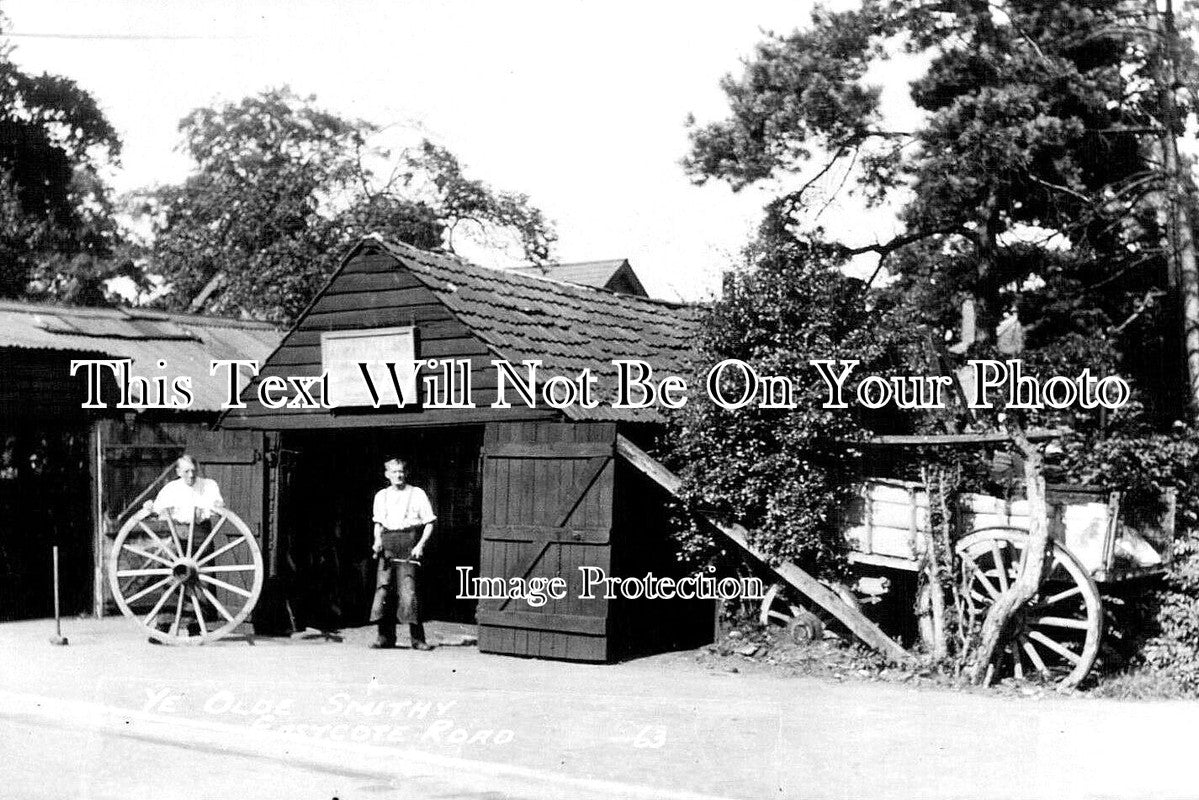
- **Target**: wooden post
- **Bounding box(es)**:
[616,435,913,665]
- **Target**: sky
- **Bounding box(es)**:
[3,0,921,301]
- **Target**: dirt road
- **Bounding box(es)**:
[1,618,1197,799]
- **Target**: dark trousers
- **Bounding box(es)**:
[369,528,425,644]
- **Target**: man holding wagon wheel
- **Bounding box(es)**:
[369,457,436,650]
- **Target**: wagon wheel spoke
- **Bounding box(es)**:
[120,544,173,568]
[126,575,173,605]
[191,515,228,561]
[170,586,185,637]
[1020,636,1051,677]
[198,574,254,598]
[1032,616,1092,631]
[969,566,1002,601]
[196,535,248,567]
[990,540,1011,592]
[119,555,161,596]
[190,588,209,636]
[142,582,179,626]
[115,568,173,578]
[1039,585,1083,608]
[200,565,258,574]
[200,585,236,624]
[164,518,186,560]
[137,521,177,558]
[186,518,196,559]
[1028,630,1081,664]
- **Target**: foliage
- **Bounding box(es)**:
[140,88,555,323]
[667,217,925,573]
[1059,429,1199,686]
[685,0,1193,425]
[0,26,132,303]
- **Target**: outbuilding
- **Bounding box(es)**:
[221,237,712,661]
[0,300,280,620]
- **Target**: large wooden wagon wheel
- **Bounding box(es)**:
[956,527,1102,687]
[108,506,263,645]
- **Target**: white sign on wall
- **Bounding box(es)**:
[321,327,418,408]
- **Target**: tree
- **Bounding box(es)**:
[685,0,1198,428]
[668,213,924,571]
[140,88,555,323]
[0,27,131,303]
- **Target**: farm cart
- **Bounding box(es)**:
[760,476,1175,686]
[107,506,264,644]
[615,432,1173,686]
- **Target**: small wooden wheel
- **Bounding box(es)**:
[956,527,1103,687]
[759,582,855,641]
[759,582,803,629]
[787,611,824,644]
[109,506,264,645]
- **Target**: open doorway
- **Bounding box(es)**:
[279,425,483,633]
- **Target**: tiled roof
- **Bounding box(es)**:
[0,300,282,412]
[509,259,624,285]
[374,239,702,422]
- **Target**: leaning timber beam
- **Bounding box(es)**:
[616,435,914,665]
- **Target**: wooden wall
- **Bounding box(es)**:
[227,245,557,430]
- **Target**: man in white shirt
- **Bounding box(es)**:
[152,455,224,526]
[369,457,436,650]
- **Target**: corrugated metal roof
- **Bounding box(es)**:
[374,240,701,423]
[0,300,283,412]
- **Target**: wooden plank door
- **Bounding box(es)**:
[477,421,615,661]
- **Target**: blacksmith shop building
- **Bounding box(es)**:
[222,237,710,661]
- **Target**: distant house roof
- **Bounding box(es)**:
[508,258,649,298]
[0,300,282,412]
[373,240,698,422]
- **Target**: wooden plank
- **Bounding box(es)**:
[482,525,610,544]
[477,610,607,635]
[301,303,454,329]
[615,434,913,664]
[310,286,439,315]
[269,336,489,368]
[221,405,559,428]
[325,271,423,293]
[864,429,1068,446]
[549,456,610,527]
[484,442,614,458]
[282,320,471,349]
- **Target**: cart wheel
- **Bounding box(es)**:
[787,611,824,644]
[759,582,856,637]
[956,527,1102,688]
[108,507,264,645]
[759,583,803,629]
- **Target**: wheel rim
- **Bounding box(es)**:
[759,583,803,628]
[956,527,1103,687]
[108,507,264,645]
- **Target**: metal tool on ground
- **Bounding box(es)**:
[49,546,67,646]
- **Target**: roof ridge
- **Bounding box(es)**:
[375,238,698,311]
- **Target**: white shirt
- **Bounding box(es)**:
[153,477,224,524]
[372,485,436,531]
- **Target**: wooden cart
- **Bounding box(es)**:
[761,478,1175,686]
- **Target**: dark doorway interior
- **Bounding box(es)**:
[280,426,483,632]
[0,426,92,620]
